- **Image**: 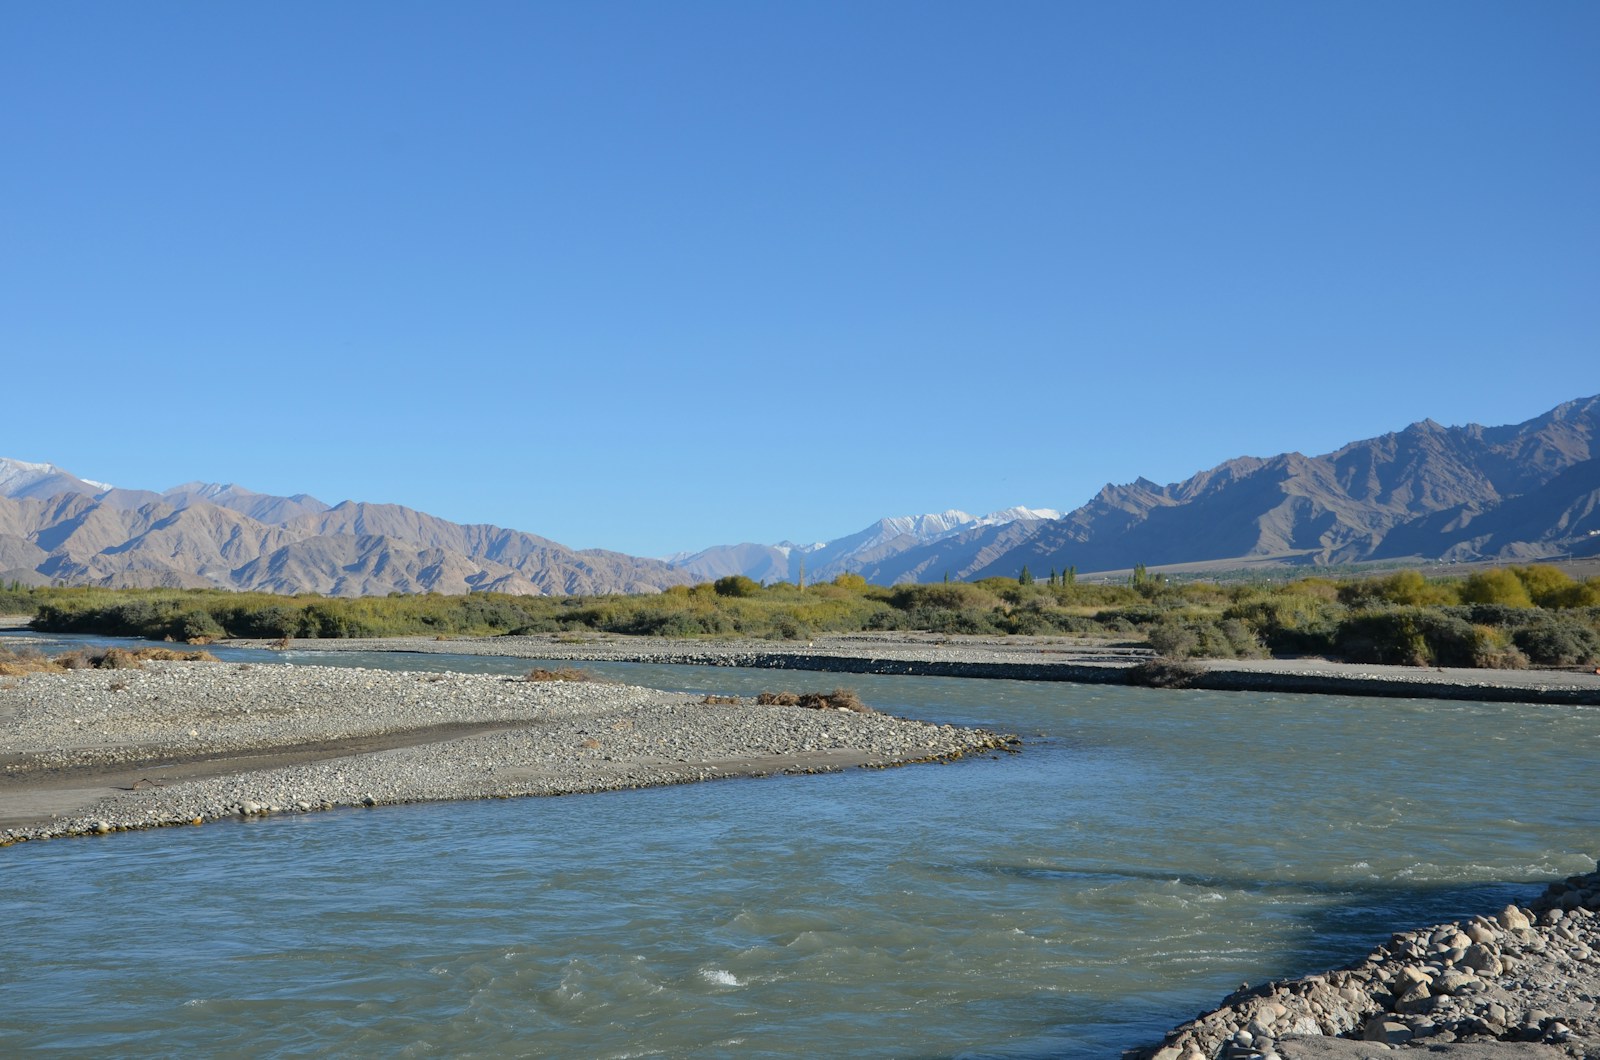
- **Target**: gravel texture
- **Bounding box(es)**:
[0,660,1014,844]
[1130,866,1600,1060]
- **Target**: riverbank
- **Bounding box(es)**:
[1129,865,1600,1059]
[0,659,1014,844]
[233,631,1600,706]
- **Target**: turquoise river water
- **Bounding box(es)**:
[1,632,1596,1057]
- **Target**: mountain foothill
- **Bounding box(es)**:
[2,394,1596,597]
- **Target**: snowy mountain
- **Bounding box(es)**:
[667,506,1063,585]
[0,458,112,500]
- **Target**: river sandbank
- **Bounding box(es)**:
[236,631,1600,706]
[0,659,1013,845]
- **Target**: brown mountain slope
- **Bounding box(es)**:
[854,395,1600,581]
[0,492,689,596]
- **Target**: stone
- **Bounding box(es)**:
[1285,1015,1322,1036]
[1459,943,1503,976]
[1395,966,1433,991]
[1394,984,1434,1014]
[1363,1016,1413,1044]
[1465,921,1497,945]
[1496,905,1532,931]
[1433,969,1477,995]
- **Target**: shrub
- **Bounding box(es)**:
[712,575,762,598]
[1225,594,1343,656]
[1510,616,1600,666]
[1146,616,1265,660]
[177,609,226,642]
[1333,608,1476,667]
[1514,565,1578,607]
[1146,619,1199,659]
[1469,625,1528,669]
[890,582,1002,613]
[773,614,811,640]
[1459,569,1535,608]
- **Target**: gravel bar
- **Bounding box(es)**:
[0,660,1015,845]
[245,632,1600,706]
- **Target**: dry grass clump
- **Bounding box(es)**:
[524,667,601,683]
[755,688,874,713]
[0,645,216,676]
[0,647,62,676]
[95,647,218,669]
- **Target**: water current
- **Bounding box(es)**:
[2,631,1597,1057]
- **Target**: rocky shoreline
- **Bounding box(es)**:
[0,659,1014,845]
[1128,865,1600,1059]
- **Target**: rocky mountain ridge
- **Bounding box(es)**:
[0,462,689,596]
[6,394,1597,595]
[847,395,1600,583]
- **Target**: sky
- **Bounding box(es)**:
[2,2,1595,557]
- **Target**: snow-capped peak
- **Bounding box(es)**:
[0,456,112,495]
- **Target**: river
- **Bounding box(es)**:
[2,633,1596,1057]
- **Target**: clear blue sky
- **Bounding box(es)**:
[3,2,1595,557]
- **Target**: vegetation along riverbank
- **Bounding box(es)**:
[8,562,1600,679]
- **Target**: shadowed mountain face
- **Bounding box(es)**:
[846,395,1600,582]
[0,460,690,596]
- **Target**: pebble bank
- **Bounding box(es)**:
[0,660,1013,844]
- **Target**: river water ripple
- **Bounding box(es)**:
[2,634,1596,1057]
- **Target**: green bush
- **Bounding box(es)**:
[1224,594,1344,657]
[1509,616,1600,666]
[1469,624,1527,669]
[1333,608,1477,667]
[889,583,1001,613]
[1459,569,1535,608]
[712,575,762,598]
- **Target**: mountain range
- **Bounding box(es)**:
[3,394,1597,595]
[837,394,1600,583]
[0,460,689,596]
[664,507,1063,585]
[668,394,1600,585]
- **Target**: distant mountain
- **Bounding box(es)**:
[667,507,1063,584]
[0,458,111,501]
[847,395,1600,582]
[8,394,1597,596]
[0,458,689,596]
